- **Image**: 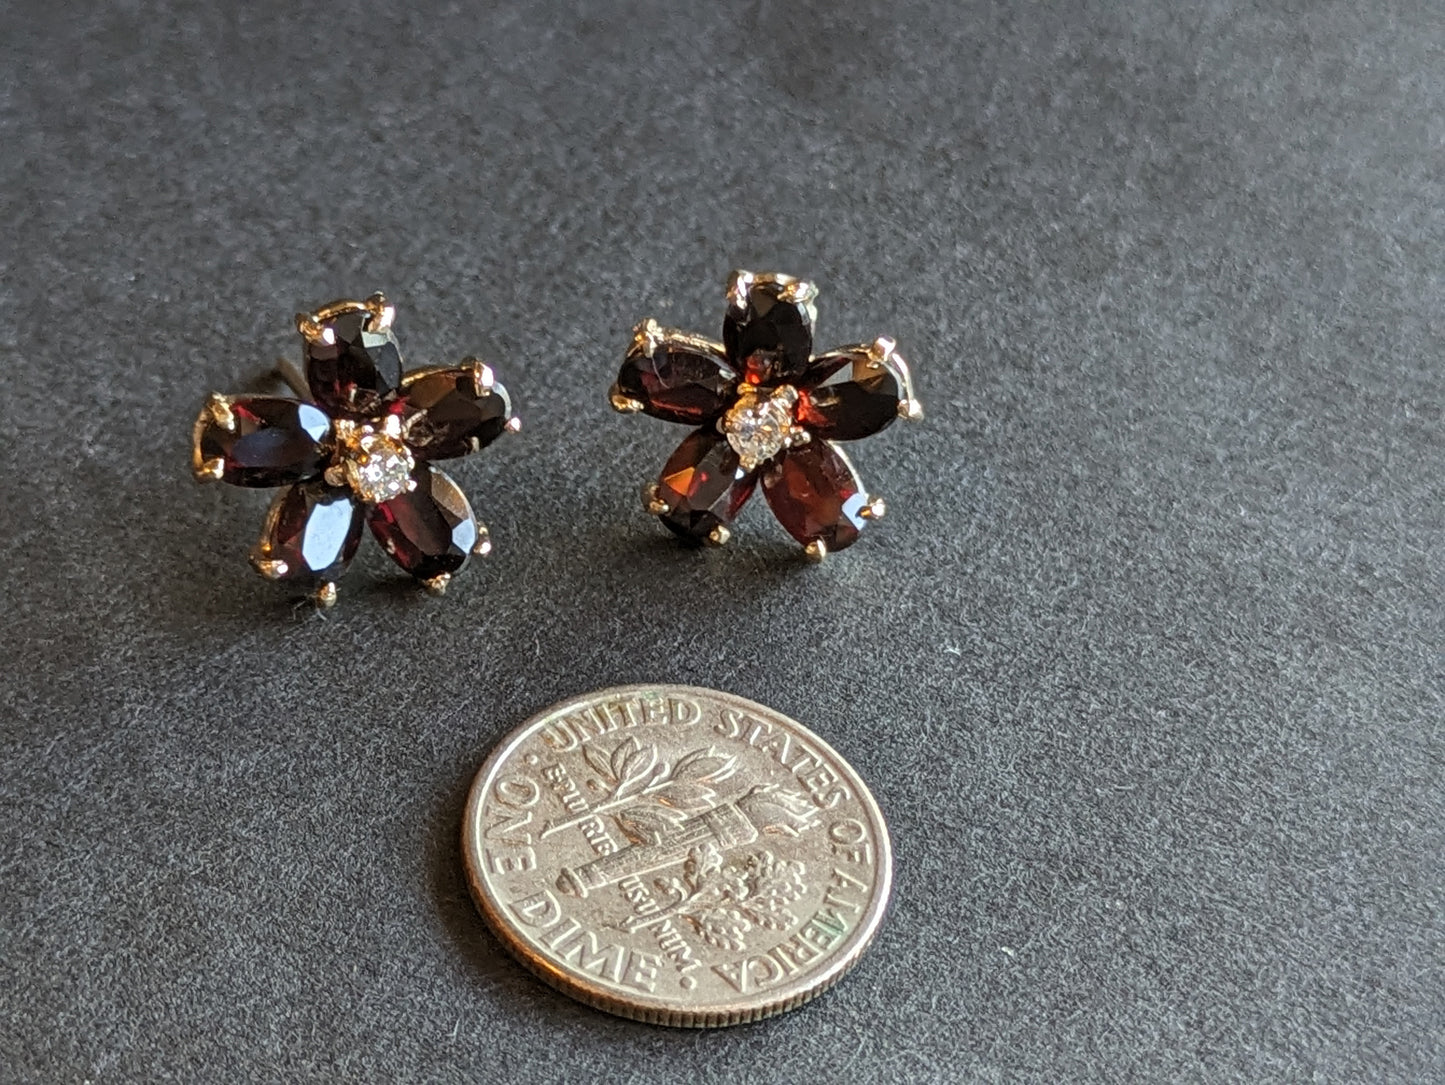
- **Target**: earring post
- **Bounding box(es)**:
[272,356,309,398]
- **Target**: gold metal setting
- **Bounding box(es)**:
[296,292,394,345]
[720,383,810,472]
[725,270,756,314]
[362,291,394,331]
[190,394,236,482]
[466,358,495,394]
[609,386,645,413]
[471,525,493,557]
[206,393,236,432]
[314,582,339,608]
[859,496,887,521]
[776,277,818,306]
[631,317,663,358]
[804,539,828,562]
[728,270,818,327]
[324,418,417,503]
[643,482,671,516]
[249,552,289,580]
[194,456,225,483]
[867,335,897,363]
[423,573,452,596]
[706,524,731,547]
[294,312,333,345]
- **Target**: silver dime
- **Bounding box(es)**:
[462,684,892,1027]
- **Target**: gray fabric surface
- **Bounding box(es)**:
[1,0,1441,1081]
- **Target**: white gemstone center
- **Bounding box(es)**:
[339,429,415,504]
[723,385,799,471]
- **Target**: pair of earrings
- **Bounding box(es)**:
[190,270,923,607]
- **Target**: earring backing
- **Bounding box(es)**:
[191,293,519,606]
[610,271,921,559]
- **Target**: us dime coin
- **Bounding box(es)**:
[462,684,892,1027]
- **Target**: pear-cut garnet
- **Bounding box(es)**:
[305,310,403,418]
[401,369,512,460]
[762,440,869,551]
[723,281,814,383]
[254,483,363,583]
[617,343,735,424]
[656,428,756,541]
[198,396,330,487]
[797,351,902,440]
[367,466,477,579]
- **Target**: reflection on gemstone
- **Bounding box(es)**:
[723,280,814,383]
[617,344,735,424]
[656,428,756,542]
[797,351,903,441]
[305,310,403,417]
[254,483,363,583]
[368,466,477,579]
[762,440,868,551]
[401,369,512,460]
[198,397,330,487]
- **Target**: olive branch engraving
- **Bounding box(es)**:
[539,736,738,839]
[620,844,808,952]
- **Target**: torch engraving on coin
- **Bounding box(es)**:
[462,686,892,1027]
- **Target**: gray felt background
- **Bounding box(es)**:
[1,0,1442,1081]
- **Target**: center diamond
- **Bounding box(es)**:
[335,427,415,504]
[722,385,799,471]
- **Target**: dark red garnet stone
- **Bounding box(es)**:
[656,429,756,542]
[199,397,331,488]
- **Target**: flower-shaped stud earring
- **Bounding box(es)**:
[610,271,922,559]
[191,293,519,605]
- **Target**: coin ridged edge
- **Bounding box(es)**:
[461,683,893,1029]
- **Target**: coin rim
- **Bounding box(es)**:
[461,683,893,1028]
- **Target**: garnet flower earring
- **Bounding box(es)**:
[191,293,519,606]
[610,271,922,559]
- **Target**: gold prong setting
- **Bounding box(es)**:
[464,358,496,396]
[610,385,645,413]
[327,418,416,505]
[249,549,290,580]
[194,456,226,483]
[776,277,818,307]
[720,383,808,472]
[206,393,236,432]
[630,317,663,359]
[804,539,828,563]
[423,573,452,597]
[295,312,334,345]
[363,291,395,331]
[643,482,671,517]
[191,394,235,481]
[471,524,493,558]
[725,270,757,315]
